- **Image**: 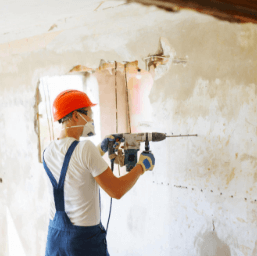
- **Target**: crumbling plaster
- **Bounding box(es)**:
[0,3,257,256]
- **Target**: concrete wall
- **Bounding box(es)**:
[0,3,257,255]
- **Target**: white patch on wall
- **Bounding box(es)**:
[4,105,27,152]
[7,207,26,256]
[146,37,177,81]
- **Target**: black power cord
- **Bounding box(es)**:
[106,158,115,233]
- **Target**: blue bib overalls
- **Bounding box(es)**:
[43,140,110,256]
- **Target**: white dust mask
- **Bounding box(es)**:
[79,113,96,137]
[63,113,96,137]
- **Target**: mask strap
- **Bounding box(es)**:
[62,113,89,130]
[63,125,84,130]
[78,113,88,122]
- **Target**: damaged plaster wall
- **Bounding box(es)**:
[0,3,257,255]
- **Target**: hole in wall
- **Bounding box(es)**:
[34,37,188,162]
[35,60,155,163]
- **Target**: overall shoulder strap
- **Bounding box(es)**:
[43,150,58,188]
[58,140,79,189]
[43,140,79,212]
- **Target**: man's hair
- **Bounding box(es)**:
[58,107,90,124]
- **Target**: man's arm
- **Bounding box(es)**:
[94,164,143,200]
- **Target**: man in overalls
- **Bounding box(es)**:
[43,89,155,255]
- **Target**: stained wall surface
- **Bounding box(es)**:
[0,3,257,256]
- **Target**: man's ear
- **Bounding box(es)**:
[72,111,79,122]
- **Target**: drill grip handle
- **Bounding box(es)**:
[108,140,115,156]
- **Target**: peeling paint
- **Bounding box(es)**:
[226,168,235,185]
[236,217,246,223]
[241,154,257,168]
[48,24,57,32]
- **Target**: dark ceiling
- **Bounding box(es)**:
[127,0,257,23]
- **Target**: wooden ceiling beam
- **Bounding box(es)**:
[127,0,257,24]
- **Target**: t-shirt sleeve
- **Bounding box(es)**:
[81,140,109,177]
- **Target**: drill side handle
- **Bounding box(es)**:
[107,133,124,157]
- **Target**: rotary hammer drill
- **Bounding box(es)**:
[108,132,197,172]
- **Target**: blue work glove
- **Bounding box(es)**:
[137,151,155,174]
[97,135,124,156]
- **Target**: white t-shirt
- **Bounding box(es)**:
[43,137,109,226]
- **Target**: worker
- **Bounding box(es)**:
[42,89,155,256]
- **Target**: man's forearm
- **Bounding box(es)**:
[116,164,143,199]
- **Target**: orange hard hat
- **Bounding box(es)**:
[52,89,97,122]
